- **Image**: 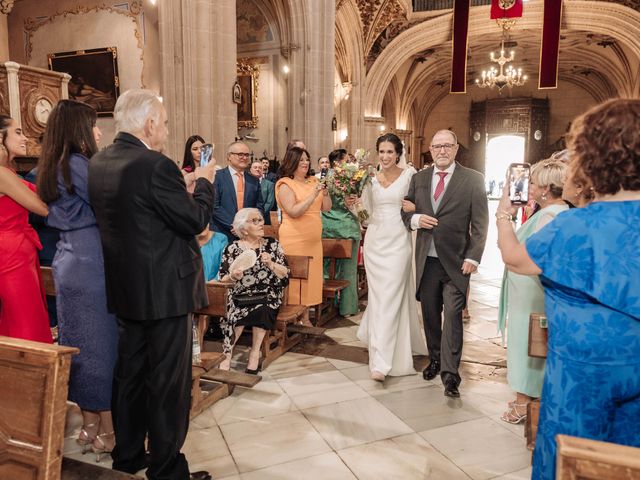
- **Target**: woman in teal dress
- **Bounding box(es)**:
[322,149,361,316]
[497,99,640,480]
[498,158,568,424]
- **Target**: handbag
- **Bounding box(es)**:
[233,292,269,307]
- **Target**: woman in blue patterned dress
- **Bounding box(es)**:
[36,100,118,460]
[496,98,640,480]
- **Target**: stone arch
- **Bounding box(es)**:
[365,1,640,116]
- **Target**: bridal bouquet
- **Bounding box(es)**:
[325,161,372,222]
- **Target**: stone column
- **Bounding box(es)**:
[158,0,237,163]
[287,0,335,164]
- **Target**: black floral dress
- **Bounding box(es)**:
[218,237,289,353]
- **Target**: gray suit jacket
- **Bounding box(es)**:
[401,163,488,298]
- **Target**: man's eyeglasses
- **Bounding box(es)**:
[430,143,456,151]
[249,218,264,225]
[230,152,251,158]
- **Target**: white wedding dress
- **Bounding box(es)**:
[357,167,428,376]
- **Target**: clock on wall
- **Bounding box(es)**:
[34,97,53,126]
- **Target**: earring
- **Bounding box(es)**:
[541,193,547,201]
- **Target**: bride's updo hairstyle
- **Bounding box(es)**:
[376,133,403,164]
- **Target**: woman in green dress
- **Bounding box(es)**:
[498,158,568,424]
[321,149,361,316]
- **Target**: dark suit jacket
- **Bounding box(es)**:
[88,132,214,321]
[401,163,488,297]
[211,167,264,240]
[260,179,276,224]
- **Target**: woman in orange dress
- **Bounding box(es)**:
[275,147,331,308]
[0,114,52,343]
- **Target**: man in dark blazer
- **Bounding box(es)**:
[249,159,276,224]
[211,141,264,240]
[88,89,214,480]
[402,129,488,398]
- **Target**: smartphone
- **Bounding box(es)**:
[508,163,530,205]
[199,143,214,167]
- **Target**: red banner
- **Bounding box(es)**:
[490,0,523,19]
[539,0,563,89]
[450,0,470,93]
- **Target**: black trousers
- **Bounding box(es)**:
[111,314,192,480]
[418,257,466,386]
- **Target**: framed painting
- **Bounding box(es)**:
[237,60,259,129]
[48,47,119,117]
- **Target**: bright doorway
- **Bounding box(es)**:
[484,135,525,198]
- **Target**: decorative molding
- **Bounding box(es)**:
[23,3,145,85]
[0,0,15,15]
[237,58,261,130]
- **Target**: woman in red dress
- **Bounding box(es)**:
[0,114,52,343]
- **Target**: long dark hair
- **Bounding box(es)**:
[36,100,98,203]
[182,135,205,172]
[328,149,347,167]
[279,146,311,179]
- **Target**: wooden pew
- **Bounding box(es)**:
[526,313,547,450]
[556,434,640,479]
[0,336,78,480]
[315,238,353,326]
[205,254,311,371]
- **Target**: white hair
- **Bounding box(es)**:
[114,89,163,134]
[232,208,260,238]
[226,141,248,155]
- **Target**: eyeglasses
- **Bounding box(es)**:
[249,217,264,225]
[230,152,251,158]
[430,143,456,151]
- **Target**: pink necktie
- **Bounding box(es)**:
[434,172,448,201]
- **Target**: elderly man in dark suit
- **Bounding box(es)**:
[402,129,488,398]
[88,89,215,480]
[211,141,264,241]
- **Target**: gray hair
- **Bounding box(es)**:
[114,89,163,135]
[431,129,458,145]
[226,141,248,155]
[232,208,260,238]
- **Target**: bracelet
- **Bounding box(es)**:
[495,213,513,222]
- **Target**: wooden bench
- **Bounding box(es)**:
[315,238,353,326]
[556,434,640,479]
[526,313,547,450]
[206,254,312,370]
[0,336,78,480]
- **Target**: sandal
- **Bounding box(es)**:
[500,403,527,424]
[76,422,99,454]
[92,431,115,463]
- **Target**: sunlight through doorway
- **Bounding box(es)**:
[484,135,525,198]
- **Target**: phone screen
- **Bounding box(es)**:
[508,163,530,205]
[200,143,214,167]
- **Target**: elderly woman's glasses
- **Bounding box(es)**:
[249,217,264,225]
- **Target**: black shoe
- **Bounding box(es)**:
[444,380,460,398]
[422,360,440,381]
[190,471,212,480]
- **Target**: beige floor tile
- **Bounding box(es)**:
[239,452,357,480]
[324,325,361,344]
[420,418,531,480]
[327,357,366,370]
[376,386,485,431]
[491,466,533,479]
[190,404,218,430]
[341,364,431,396]
[211,378,296,425]
[338,433,470,480]
[277,370,370,409]
[184,426,238,478]
[219,411,331,473]
[264,352,336,379]
[302,396,412,450]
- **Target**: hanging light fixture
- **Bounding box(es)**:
[475,21,527,91]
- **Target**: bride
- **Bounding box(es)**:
[357,133,427,381]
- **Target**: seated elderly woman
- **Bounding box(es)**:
[498,158,568,425]
[217,208,289,373]
[497,98,640,480]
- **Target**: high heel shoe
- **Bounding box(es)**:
[76,422,99,454]
[92,431,115,462]
[245,351,262,375]
[500,403,528,424]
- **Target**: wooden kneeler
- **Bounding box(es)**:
[526,313,547,451]
[315,238,352,326]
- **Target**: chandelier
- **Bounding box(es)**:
[475,22,527,91]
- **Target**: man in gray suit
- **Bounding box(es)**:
[402,130,488,398]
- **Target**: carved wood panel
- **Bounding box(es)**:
[18,70,61,157]
[0,70,8,115]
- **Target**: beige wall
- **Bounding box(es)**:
[7,0,160,146]
[422,80,598,152]
[0,14,8,61]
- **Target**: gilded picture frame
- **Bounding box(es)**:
[48,46,119,117]
[237,60,259,129]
